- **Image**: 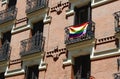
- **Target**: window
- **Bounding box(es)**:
[73,55,90,79]
[25,65,39,79]
[0,72,5,79]
[32,21,44,36]
[74,5,91,25]
[2,31,11,45]
[8,0,17,8]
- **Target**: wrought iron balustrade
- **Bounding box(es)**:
[65,21,95,45]
[20,32,45,56]
[26,0,47,14]
[0,40,10,61]
[113,11,120,33]
[0,6,17,24]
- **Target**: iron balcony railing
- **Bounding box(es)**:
[20,32,45,56]
[0,6,17,24]
[0,40,11,61]
[113,11,120,33]
[65,21,95,45]
[26,0,47,14]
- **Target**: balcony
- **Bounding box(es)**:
[69,0,90,8]
[20,32,45,56]
[26,0,47,14]
[114,11,120,33]
[0,6,17,24]
[65,22,95,45]
[0,40,10,62]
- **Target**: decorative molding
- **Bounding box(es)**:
[91,48,120,60]
[11,24,31,34]
[1,0,8,5]
[46,48,66,61]
[66,9,75,17]
[63,59,72,66]
[43,15,52,24]
[95,36,116,45]
[91,0,115,8]
[39,59,47,71]
[10,59,21,65]
[50,1,70,14]
[15,17,28,24]
[5,68,25,77]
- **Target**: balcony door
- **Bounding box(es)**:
[8,0,17,8]
[73,55,90,79]
[0,72,4,79]
[32,21,44,36]
[25,65,39,79]
[74,4,91,25]
[30,20,44,52]
[2,31,11,45]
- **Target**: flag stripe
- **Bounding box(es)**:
[68,22,88,38]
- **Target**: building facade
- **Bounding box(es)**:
[0,0,120,79]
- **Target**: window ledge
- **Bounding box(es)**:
[91,48,119,60]
[39,62,47,71]
[66,10,75,17]
[11,24,31,34]
[43,16,52,24]
[63,59,72,66]
[92,0,114,8]
[1,0,8,5]
[5,69,25,77]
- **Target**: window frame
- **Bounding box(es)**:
[1,31,11,45]
[25,65,39,79]
[74,5,89,25]
[1,0,8,5]
[73,55,90,79]
[91,0,115,7]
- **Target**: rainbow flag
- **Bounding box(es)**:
[68,22,89,38]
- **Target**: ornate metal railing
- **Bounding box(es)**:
[0,40,10,61]
[26,0,47,14]
[113,11,120,33]
[0,6,17,24]
[20,32,45,56]
[65,21,95,45]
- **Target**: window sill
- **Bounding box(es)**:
[92,0,114,8]
[1,0,8,5]
[66,9,75,17]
